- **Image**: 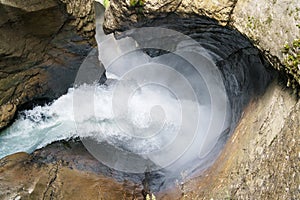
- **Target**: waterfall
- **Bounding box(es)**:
[0,1,232,183]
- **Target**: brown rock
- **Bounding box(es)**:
[102,1,300,199]
[0,103,16,128]
[158,82,300,199]
[103,0,236,33]
[0,0,97,129]
[0,151,144,200]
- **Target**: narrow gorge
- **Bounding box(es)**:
[0,0,299,199]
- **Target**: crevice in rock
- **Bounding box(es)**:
[42,162,60,200]
[226,0,238,26]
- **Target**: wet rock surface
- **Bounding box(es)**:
[0,81,298,200]
[0,0,95,129]
[0,148,144,200]
[104,0,300,93]
[158,82,300,199]
[31,139,150,185]
[0,0,299,199]
[118,14,275,127]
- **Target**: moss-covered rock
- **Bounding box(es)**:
[282,35,300,96]
[233,0,300,95]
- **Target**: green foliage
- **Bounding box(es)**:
[130,0,144,7]
[129,0,144,14]
[103,0,110,8]
[282,25,300,96]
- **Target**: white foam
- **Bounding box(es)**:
[0,81,186,158]
[0,2,232,177]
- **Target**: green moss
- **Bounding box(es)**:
[246,16,261,30]
[246,16,254,29]
[130,0,144,7]
[129,0,144,14]
[265,16,273,25]
[282,25,300,96]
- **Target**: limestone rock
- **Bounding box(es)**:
[232,0,300,94]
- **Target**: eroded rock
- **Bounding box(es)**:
[158,82,300,199]
[104,0,300,93]
[0,0,96,129]
[103,0,237,33]
[0,103,16,128]
[0,0,299,199]
[0,147,144,200]
[232,0,300,61]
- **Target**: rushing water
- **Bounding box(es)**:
[0,81,181,158]
[0,2,233,183]
[0,75,229,169]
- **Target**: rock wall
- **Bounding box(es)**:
[104,0,300,94]
[1,0,298,131]
[60,0,95,40]
[0,141,144,199]
[0,0,96,129]
[158,82,300,199]
[0,0,299,199]
[103,1,300,199]
[232,0,300,94]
